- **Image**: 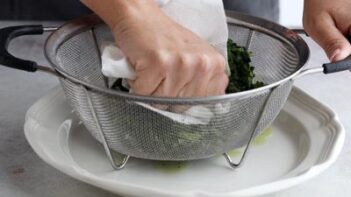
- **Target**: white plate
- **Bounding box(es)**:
[24,87,345,197]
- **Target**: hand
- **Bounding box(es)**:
[81,0,228,98]
[303,0,351,61]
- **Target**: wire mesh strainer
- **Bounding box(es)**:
[1,11,350,170]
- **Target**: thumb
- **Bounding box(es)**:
[307,15,351,62]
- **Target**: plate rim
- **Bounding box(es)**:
[23,86,345,197]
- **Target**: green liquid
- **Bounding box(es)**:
[227,149,242,158]
[153,127,273,173]
[253,127,273,145]
[226,127,273,157]
[153,161,188,173]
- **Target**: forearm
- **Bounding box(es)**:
[80,0,157,29]
[81,0,228,98]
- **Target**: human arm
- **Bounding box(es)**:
[80,0,228,98]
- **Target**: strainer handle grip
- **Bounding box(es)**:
[322,35,351,74]
[323,55,351,74]
[294,30,351,74]
[0,25,43,72]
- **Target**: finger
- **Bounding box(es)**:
[178,73,209,98]
[177,53,226,97]
[166,54,198,96]
[206,73,229,96]
[150,58,194,98]
[149,80,170,110]
[151,78,179,98]
[306,14,351,61]
[172,74,209,114]
[171,73,227,113]
[128,69,164,96]
[168,83,192,113]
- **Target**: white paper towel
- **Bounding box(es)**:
[102,0,229,125]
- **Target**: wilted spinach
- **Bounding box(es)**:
[111,39,265,92]
[226,39,265,93]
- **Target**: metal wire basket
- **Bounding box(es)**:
[0,11,350,170]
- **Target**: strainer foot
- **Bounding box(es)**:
[106,150,130,170]
[223,152,244,169]
[223,140,252,169]
[83,86,130,170]
[223,121,260,169]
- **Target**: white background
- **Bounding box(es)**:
[279,0,304,27]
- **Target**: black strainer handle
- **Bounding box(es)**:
[323,56,351,74]
[294,29,351,74]
[323,35,351,74]
[0,25,44,72]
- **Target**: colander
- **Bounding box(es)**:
[1,11,350,170]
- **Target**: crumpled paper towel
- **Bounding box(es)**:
[101,0,229,125]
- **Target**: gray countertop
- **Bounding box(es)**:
[0,21,350,197]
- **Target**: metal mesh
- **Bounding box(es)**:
[52,18,301,160]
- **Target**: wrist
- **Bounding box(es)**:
[110,0,158,29]
[81,0,158,29]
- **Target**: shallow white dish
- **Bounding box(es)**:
[24,87,345,197]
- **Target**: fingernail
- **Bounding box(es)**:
[331,49,351,62]
[330,49,341,62]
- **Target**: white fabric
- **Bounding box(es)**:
[102,46,136,80]
[101,0,229,125]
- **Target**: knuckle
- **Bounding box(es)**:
[221,74,229,88]
[199,53,210,63]
[133,60,145,72]
[325,38,345,54]
[130,77,160,96]
[198,62,210,74]
[178,54,191,71]
[196,54,211,73]
[156,68,167,79]
[215,73,229,90]
[150,50,172,75]
[130,80,148,95]
[214,54,226,70]
[157,63,169,77]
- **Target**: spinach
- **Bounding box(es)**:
[111,39,265,93]
[226,39,265,93]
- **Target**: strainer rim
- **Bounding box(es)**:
[44,11,310,104]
